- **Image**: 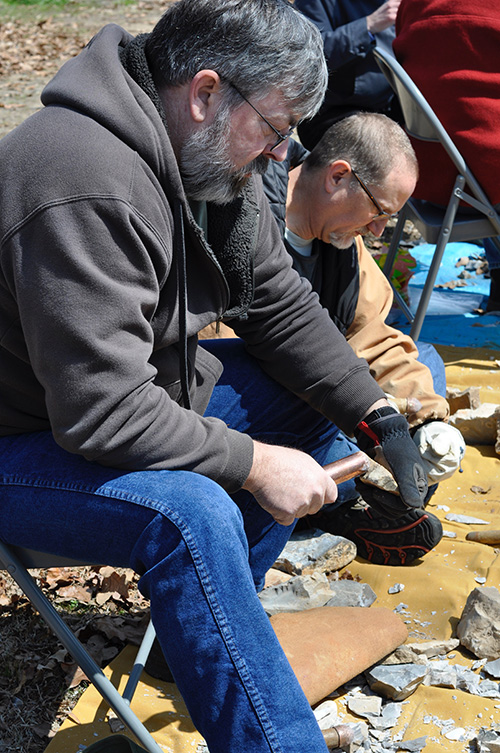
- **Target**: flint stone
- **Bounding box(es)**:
[423,660,457,688]
[275,529,357,575]
[258,572,377,616]
[380,638,460,664]
[313,699,340,730]
[366,701,402,731]
[344,721,369,753]
[388,583,405,594]
[455,665,481,694]
[445,513,489,525]
[447,386,481,414]
[360,462,398,494]
[365,664,426,701]
[325,580,377,608]
[347,694,383,718]
[264,568,291,588]
[397,737,428,752]
[381,646,429,666]
[258,572,333,615]
[477,727,500,753]
[444,727,466,741]
[409,638,460,658]
[477,679,500,698]
[448,403,500,445]
[485,659,500,679]
[457,587,500,660]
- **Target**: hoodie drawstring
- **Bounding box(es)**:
[174,198,192,411]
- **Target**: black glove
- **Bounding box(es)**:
[354,406,428,516]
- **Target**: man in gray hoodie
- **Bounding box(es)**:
[0,1,427,750]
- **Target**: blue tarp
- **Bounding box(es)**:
[388,241,500,350]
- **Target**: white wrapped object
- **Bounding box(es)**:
[413,421,465,484]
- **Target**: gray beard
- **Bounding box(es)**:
[328,231,357,249]
[180,111,269,205]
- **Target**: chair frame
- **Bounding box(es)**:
[372,45,500,340]
[0,540,162,753]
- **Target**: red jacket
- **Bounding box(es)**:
[393,0,500,207]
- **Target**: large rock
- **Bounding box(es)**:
[258,572,376,616]
[457,587,500,660]
[274,529,356,575]
[448,403,500,447]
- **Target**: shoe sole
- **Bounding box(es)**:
[352,512,443,566]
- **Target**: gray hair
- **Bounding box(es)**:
[145,0,328,120]
[304,112,418,187]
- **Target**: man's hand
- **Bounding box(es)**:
[355,406,428,513]
[243,442,338,526]
[366,0,402,34]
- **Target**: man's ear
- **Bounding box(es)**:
[189,70,222,124]
[324,160,352,194]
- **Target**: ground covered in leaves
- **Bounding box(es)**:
[0,0,168,139]
[0,565,151,752]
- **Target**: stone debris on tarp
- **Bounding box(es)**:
[313,651,500,751]
[485,659,500,679]
[258,571,376,616]
[274,528,357,575]
[259,544,500,752]
[257,514,500,752]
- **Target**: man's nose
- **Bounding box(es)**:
[262,139,289,162]
[367,217,389,237]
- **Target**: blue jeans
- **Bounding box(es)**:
[0,339,338,753]
[323,341,447,506]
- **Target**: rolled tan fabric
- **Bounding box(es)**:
[271,606,408,706]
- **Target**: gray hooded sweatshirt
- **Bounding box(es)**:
[0,24,384,492]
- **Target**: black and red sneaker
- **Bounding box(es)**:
[311,501,443,566]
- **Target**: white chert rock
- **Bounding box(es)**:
[448,402,500,445]
[457,587,500,660]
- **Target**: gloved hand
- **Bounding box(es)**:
[412,421,465,484]
[354,405,428,517]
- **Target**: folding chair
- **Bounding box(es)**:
[372,45,500,341]
[0,539,163,753]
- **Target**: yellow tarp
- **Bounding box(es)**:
[45,345,500,753]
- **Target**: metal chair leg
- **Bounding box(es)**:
[0,541,163,753]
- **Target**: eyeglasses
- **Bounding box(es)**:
[351,168,398,221]
[229,82,296,152]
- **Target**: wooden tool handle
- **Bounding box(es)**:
[323,451,371,485]
[466,530,500,545]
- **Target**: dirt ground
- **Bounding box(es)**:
[0,0,170,139]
